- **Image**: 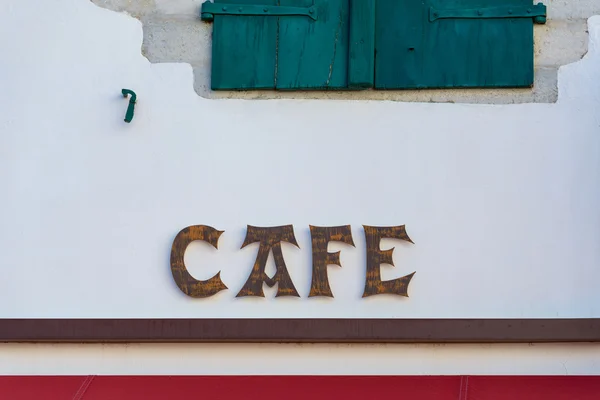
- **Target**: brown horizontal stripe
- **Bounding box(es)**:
[0,318,599,343]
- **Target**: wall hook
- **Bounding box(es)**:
[121,89,137,123]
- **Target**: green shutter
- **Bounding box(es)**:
[277,0,349,89]
[202,0,361,90]
[202,0,546,91]
[348,0,376,89]
[207,0,278,90]
[374,0,546,89]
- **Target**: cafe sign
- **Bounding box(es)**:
[171,224,414,299]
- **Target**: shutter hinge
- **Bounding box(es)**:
[429,2,547,24]
[200,1,318,22]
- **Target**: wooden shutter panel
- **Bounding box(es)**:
[207,0,278,90]
[277,0,349,89]
[202,0,368,90]
[201,0,374,90]
[374,0,547,89]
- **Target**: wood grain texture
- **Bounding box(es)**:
[309,225,355,297]
[277,0,349,89]
[209,0,350,90]
[170,225,228,298]
[237,225,301,297]
[362,225,416,298]
[348,0,375,88]
[1,319,599,343]
[211,0,278,89]
[375,0,534,89]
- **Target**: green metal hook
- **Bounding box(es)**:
[121,89,137,123]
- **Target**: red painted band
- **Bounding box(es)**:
[1,376,599,400]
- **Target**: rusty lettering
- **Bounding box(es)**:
[170,225,228,298]
[309,225,355,297]
[362,225,415,297]
[237,225,300,297]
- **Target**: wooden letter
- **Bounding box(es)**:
[309,225,355,297]
[363,225,415,297]
[237,225,300,298]
[170,225,228,298]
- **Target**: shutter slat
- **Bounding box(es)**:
[211,0,278,90]
[348,0,376,89]
[277,0,350,90]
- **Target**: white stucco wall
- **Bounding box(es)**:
[1,0,600,374]
[2,343,600,375]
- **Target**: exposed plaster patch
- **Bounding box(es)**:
[91,0,156,17]
[557,16,600,106]
[90,0,594,104]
